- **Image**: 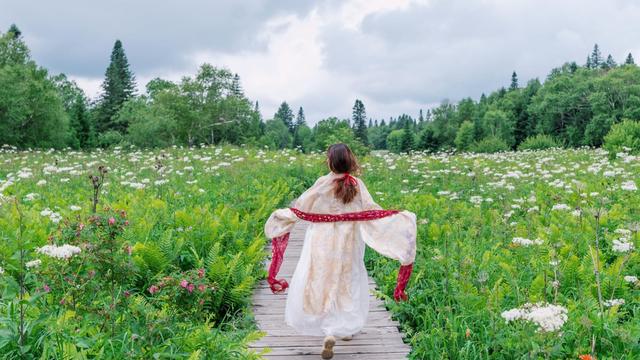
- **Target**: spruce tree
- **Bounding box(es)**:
[274,102,295,133]
[625,53,635,65]
[585,56,592,69]
[7,24,21,38]
[419,109,424,123]
[295,106,306,128]
[368,118,373,128]
[400,119,414,153]
[96,40,136,134]
[231,73,243,97]
[509,71,519,90]
[352,99,368,145]
[590,44,602,68]
[604,54,617,69]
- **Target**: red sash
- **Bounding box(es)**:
[268,207,414,302]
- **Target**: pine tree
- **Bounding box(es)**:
[71,94,92,148]
[368,118,373,128]
[231,73,243,97]
[509,71,519,90]
[374,119,379,127]
[625,53,635,65]
[352,99,368,145]
[400,119,414,153]
[295,106,306,128]
[418,109,424,123]
[603,54,617,69]
[380,119,386,127]
[96,40,136,134]
[274,102,295,133]
[586,56,592,69]
[7,24,21,38]
[590,44,602,68]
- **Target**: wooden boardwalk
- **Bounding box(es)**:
[250,222,411,359]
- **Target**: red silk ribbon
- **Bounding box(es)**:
[343,172,358,186]
[267,207,414,302]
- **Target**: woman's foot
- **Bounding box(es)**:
[321,335,336,359]
[341,335,353,341]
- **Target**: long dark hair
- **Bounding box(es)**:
[327,143,360,204]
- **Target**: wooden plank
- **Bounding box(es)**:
[251,221,410,359]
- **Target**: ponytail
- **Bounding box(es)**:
[327,143,360,204]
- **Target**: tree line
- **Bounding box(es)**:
[1,25,639,154]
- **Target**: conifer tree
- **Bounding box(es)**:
[352,99,368,145]
[400,119,414,153]
[509,71,519,90]
[603,54,617,69]
[419,109,424,123]
[590,44,602,68]
[625,53,635,65]
[274,102,295,133]
[96,40,136,134]
[585,56,592,69]
[231,73,243,97]
[295,106,306,128]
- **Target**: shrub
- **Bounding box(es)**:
[603,119,640,157]
[454,121,475,151]
[470,136,509,153]
[518,134,561,151]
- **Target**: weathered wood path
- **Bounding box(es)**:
[250,222,411,359]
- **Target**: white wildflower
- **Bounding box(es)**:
[0,266,4,275]
[621,181,637,191]
[571,209,582,217]
[612,238,634,253]
[604,299,625,307]
[69,205,81,211]
[552,204,570,211]
[501,302,568,332]
[26,259,42,268]
[624,275,638,284]
[40,208,53,217]
[36,244,82,260]
[512,237,544,247]
[36,179,47,186]
[24,193,39,201]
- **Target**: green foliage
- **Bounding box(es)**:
[454,121,475,151]
[352,99,368,146]
[274,102,295,134]
[470,136,509,153]
[517,134,561,151]
[603,119,640,157]
[386,129,404,153]
[95,40,136,135]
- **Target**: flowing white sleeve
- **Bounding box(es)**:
[358,211,417,266]
[358,178,383,210]
[264,175,326,238]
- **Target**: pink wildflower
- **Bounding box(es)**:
[187,283,195,293]
[198,284,206,292]
[148,285,159,295]
[180,279,189,289]
[198,268,205,278]
[108,217,116,226]
[43,284,51,293]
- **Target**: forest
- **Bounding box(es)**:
[2,24,640,155]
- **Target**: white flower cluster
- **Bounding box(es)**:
[36,244,82,260]
[621,180,638,191]
[624,275,638,284]
[552,204,570,211]
[512,237,544,247]
[612,237,634,253]
[26,259,42,268]
[40,208,62,223]
[0,266,4,275]
[501,302,568,332]
[604,298,625,307]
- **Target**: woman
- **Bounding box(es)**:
[264,143,416,359]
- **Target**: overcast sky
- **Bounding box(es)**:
[2,0,639,123]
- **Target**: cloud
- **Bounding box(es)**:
[3,0,640,123]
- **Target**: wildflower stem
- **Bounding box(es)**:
[592,210,604,317]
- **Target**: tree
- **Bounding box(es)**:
[0,28,70,148]
[625,53,635,65]
[274,102,295,133]
[418,109,424,123]
[510,71,519,90]
[231,73,243,97]
[96,40,136,135]
[417,126,438,152]
[454,121,475,151]
[603,54,617,69]
[399,119,415,153]
[590,44,603,69]
[352,99,368,145]
[295,106,306,128]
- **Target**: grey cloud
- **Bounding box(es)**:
[0,0,316,77]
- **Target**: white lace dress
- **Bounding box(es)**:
[264,172,416,337]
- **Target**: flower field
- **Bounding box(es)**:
[0,145,638,359]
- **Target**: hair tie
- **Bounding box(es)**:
[343,173,357,186]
